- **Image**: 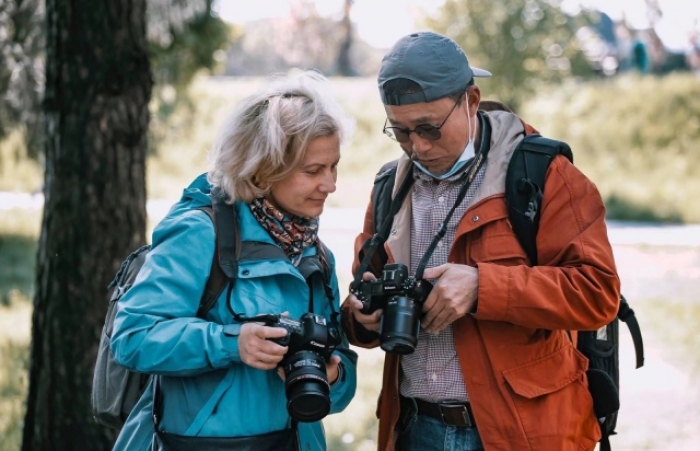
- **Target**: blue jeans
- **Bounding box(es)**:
[394,401,484,451]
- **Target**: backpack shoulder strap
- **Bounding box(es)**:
[372,160,400,236]
[195,191,240,318]
[618,295,645,369]
[315,237,334,301]
[506,134,573,265]
[315,237,341,327]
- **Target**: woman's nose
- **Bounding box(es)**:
[319,171,337,193]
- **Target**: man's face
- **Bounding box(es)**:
[384,92,476,175]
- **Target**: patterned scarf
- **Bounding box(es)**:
[249,197,319,266]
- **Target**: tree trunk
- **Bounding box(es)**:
[22,1,152,450]
[336,0,354,76]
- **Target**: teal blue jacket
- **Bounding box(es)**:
[111,175,357,450]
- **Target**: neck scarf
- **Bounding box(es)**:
[249,198,319,266]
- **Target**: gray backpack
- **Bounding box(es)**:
[91,199,237,429]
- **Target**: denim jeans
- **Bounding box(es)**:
[394,400,484,451]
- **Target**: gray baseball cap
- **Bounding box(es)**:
[378,31,492,106]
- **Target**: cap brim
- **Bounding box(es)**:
[473,68,492,78]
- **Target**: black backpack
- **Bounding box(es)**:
[368,134,644,451]
[92,192,335,429]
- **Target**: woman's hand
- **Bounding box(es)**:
[239,323,289,370]
[325,354,342,385]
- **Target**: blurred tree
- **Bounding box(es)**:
[0,0,45,158]
[0,0,230,161]
[224,1,381,77]
[427,0,594,110]
[147,0,231,145]
[21,0,151,450]
[337,0,356,76]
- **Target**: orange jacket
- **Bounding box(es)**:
[341,111,620,451]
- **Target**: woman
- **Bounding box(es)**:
[110,71,357,451]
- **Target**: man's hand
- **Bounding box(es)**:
[239,323,288,370]
[420,263,479,334]
[346,272,383,333]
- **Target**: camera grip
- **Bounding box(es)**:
[267,334,291,346]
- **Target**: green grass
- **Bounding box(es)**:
[0,338,29,450]
[521,73,700,223]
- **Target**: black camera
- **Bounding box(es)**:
[351,263,432,355]
[241,312,341,422]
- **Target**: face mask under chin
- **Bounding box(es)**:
[413,109,476,180]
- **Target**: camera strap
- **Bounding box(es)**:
[414,113,491,280]
[351,166,415,291]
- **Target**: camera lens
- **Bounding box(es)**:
[282,350,331,422]
[379,295,421,354]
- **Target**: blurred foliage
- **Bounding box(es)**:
[0,234,37,305]
[0,339,29,450]
[222,2,382,78]
[0,0,231,167]
[148,0,233,148]
[427,0,596,110]
[0,129,44,192]
[521,73,700,223]
[0,0,44,159]
[2,74,700,223]
[0,208,40,304]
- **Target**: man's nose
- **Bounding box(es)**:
[409,132,433,154]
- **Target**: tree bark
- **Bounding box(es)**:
[336,0,355,76]
[22,1,152,450]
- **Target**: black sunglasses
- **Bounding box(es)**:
[383,94,463,143]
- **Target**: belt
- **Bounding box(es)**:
[401,396,476,428]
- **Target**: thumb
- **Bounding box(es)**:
[422,264,448,280]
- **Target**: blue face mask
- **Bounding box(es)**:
[413,108,477,180]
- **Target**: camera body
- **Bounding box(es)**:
[352,263,432,355]
[258,312,341,422]
[267,312,339,361]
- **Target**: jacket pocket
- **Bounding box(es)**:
[502,345,599,450]
[470,232,528,266]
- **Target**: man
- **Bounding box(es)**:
[341,31,620,451]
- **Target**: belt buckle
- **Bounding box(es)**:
[439,403,471,427]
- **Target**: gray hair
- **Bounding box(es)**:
[207,70,354,203]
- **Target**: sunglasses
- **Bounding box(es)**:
[382,94,463,143]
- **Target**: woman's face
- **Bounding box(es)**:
[268,134,340,218]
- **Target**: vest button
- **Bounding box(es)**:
[472,215,479,222]
[242,270,250,275]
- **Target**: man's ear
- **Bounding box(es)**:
[466,85,481,116]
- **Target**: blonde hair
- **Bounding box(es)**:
[207,70,353,202]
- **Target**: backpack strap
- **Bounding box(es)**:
[195,189,240,318]
[506,136,646,373]
[315,237,342,328]
[618,295,645,369]
[351,164,415,291]
[505,134,572,265]
[315,238,334,301]
[372,160,400,234]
